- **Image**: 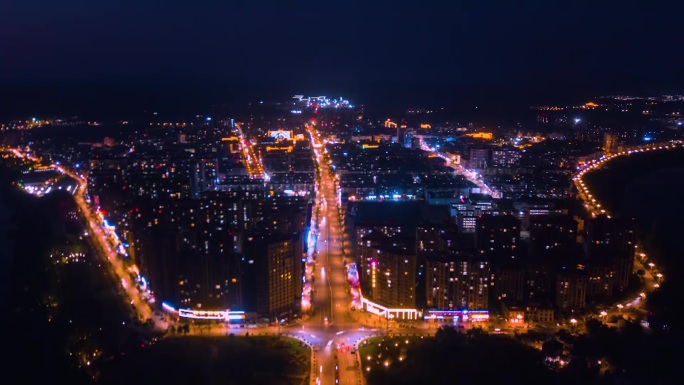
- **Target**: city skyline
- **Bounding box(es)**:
[2,2,683,384]
[2,89,682,385]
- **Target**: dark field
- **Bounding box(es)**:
[98,336,311,385]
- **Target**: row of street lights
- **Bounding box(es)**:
[574,140,684,219]
[573,143,680,327]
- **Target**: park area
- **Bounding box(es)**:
[359,329,552,385]
[98,335,310,385]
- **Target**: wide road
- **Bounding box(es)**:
[304,124,368,385]
[66,167,161,327]
[419,142,501,198]
[4,143,430,385]
[235,122,264,179]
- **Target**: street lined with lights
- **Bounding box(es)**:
[419,141,502,199]
[6,131,679,381]
[305,122,370,385]
[573,141,679,324]
[235,122,265,179]
[574,140,683,220]
[6,146,161,330]
[4,143,428,385]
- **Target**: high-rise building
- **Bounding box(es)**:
[584,216,636,256]
[396,126,406,146]
[555,269,587,312]
[529,215,579,257]
[525,261,555,303]
[243,233,300,318]
[584,216,635,295]
[475,214,520,260]
[468,147,490,170]
[586,262,615,300]
[132,194,251,311]
[491,146,521,167]
[603,132,618,154]
[494,263,525,303]
[415,224,461,307]
[416,225,460,260]
[369,245,416,309]
[356,226,414,294]
[426,254,490,310]
[351,201,449,296]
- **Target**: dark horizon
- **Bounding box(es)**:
[3,1,684,120]
[0,76,676,121]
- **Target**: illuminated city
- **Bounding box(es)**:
[1,2,683,385]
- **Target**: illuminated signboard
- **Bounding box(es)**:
[427,310,489,321]
[175,308,246,321]
[268,130,293,140]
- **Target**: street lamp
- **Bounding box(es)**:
[617,304,624,313]
[648,262,655,270]
[600,311,607,324]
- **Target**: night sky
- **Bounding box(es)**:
[2,0,684,114]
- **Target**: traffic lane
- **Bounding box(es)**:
[319,341,338,385]
[327,248,352,323]
[336,343,358,385]
[331,281,353,324]
[312,265,333,325]
[313,219,334,324]
[293,329,327,348]
[320,218,347,321]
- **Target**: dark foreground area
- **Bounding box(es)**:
[99,336,310,385]
[362,325,677,385]
[1,157,132,384]
[360,330,553,385]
